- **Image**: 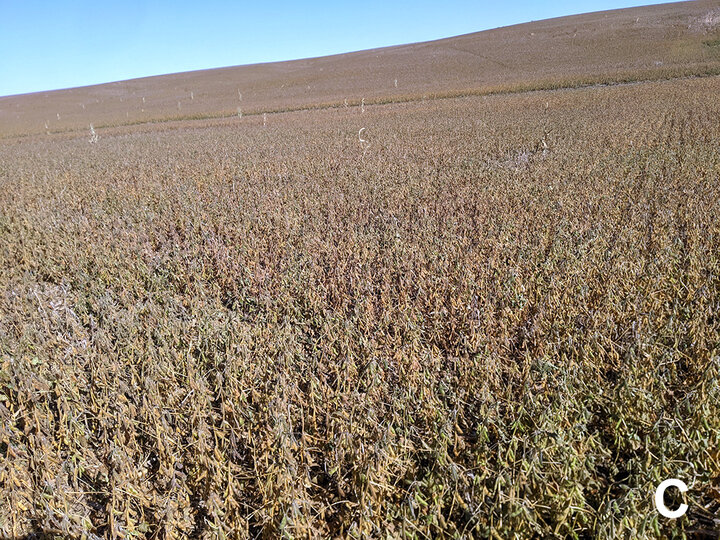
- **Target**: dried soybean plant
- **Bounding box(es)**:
[0,76,719,539]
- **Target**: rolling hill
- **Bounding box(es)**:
[1,0,720,137]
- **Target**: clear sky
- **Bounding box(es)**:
[0,0,672,97]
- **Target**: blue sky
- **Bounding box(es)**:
[0,1,671,97]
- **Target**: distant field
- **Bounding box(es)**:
[1,74,719,537]
[1,0,720,137]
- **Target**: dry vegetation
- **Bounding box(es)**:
[1,75,720,538]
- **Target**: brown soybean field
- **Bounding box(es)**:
[2,3,720,540]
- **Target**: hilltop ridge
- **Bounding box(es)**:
[1,0,719,136]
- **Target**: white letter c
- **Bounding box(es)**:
[655,479,688,519]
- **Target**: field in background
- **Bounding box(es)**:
[1,75,719,537]
[1,1,720,137]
